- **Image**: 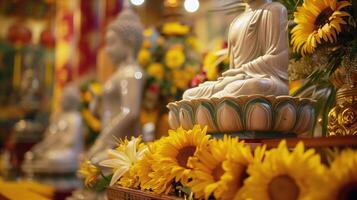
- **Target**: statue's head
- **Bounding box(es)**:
[106,8,143,65]
[61,85,80,112]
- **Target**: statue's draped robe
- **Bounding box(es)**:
[183,2,289,100]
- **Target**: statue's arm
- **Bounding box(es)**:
[88,75,143,157]
[31,118,58,153]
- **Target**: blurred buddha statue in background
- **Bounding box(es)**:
[23,85,83,173]
[183,0,289,100]
[86,5,145,164]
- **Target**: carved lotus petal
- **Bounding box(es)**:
[167,95,316,135]
[196,105,218,132]
[179,108,194,130]
[274,103,297,132]
[216,101,243,132]
[168,111,180,130]
[294,104,314,133]
[245,101,272,131]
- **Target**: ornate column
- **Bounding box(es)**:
[53,0,80,112]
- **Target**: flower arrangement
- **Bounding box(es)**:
[139,23,201,118]
[78,125,357,200]
[283,0,357,135]
[80,81,102,147]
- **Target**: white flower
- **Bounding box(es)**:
[100,137,148,186]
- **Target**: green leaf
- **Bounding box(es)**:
[93,174,113,192]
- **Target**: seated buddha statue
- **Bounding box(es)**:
[86,6,145,164]
[183,0,289,100]
[23,85,83,173]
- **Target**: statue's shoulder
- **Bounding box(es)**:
[266,2,287,12]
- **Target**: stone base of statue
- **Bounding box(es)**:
[167,95,315,137]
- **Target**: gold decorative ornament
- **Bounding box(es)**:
[328,86,357,136]
[328,56,357,136]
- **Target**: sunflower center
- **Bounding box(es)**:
[176,146,196,168]
[238,166,249,188]
[212,163,224,181]
[268,175,300,200]
[314,7,334,29]
[337,181,357,200]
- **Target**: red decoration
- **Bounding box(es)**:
[148,84,160,93]
[191,71,207,88]
[40,28,55,49]
[7,24,32,45]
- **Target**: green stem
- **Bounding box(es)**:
[100,171,111,182]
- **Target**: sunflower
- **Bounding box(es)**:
[149,125,210,194]
[165,48,186,69]
[141,138,176,194]
[291,0,351,55]
[137,138,165,191]
[242,141,325,200]
[77,160,100,187]
[188,136,249,199]
[99,137,148,186]
[324,149,357,200]
[117,165,140,188]
[224,143,266,200]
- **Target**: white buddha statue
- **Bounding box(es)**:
[23,85,83,173]
[183,0,289,100]
[86,5,145,163]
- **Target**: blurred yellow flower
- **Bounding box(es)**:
[172,70,190,90]
[185,66,197,80]
[89,83,102,96]
[83,91,92,102]
[78,160,100,187]
[147,63,165,80]
[204,52,219,81]
[142,39,151,49]
[143,28,153,37]
[162,22,190,36]
[165,48,185,69]
[156,36,165,46]
[186,36,201,51]
[138,49,151,66]
[324,149,357,200]
[81,109,101,132]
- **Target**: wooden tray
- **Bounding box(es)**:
[107,186,181,200]
[261,136,357,149]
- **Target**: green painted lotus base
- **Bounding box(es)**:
[167,95,316,136]
[210,131,297,139]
